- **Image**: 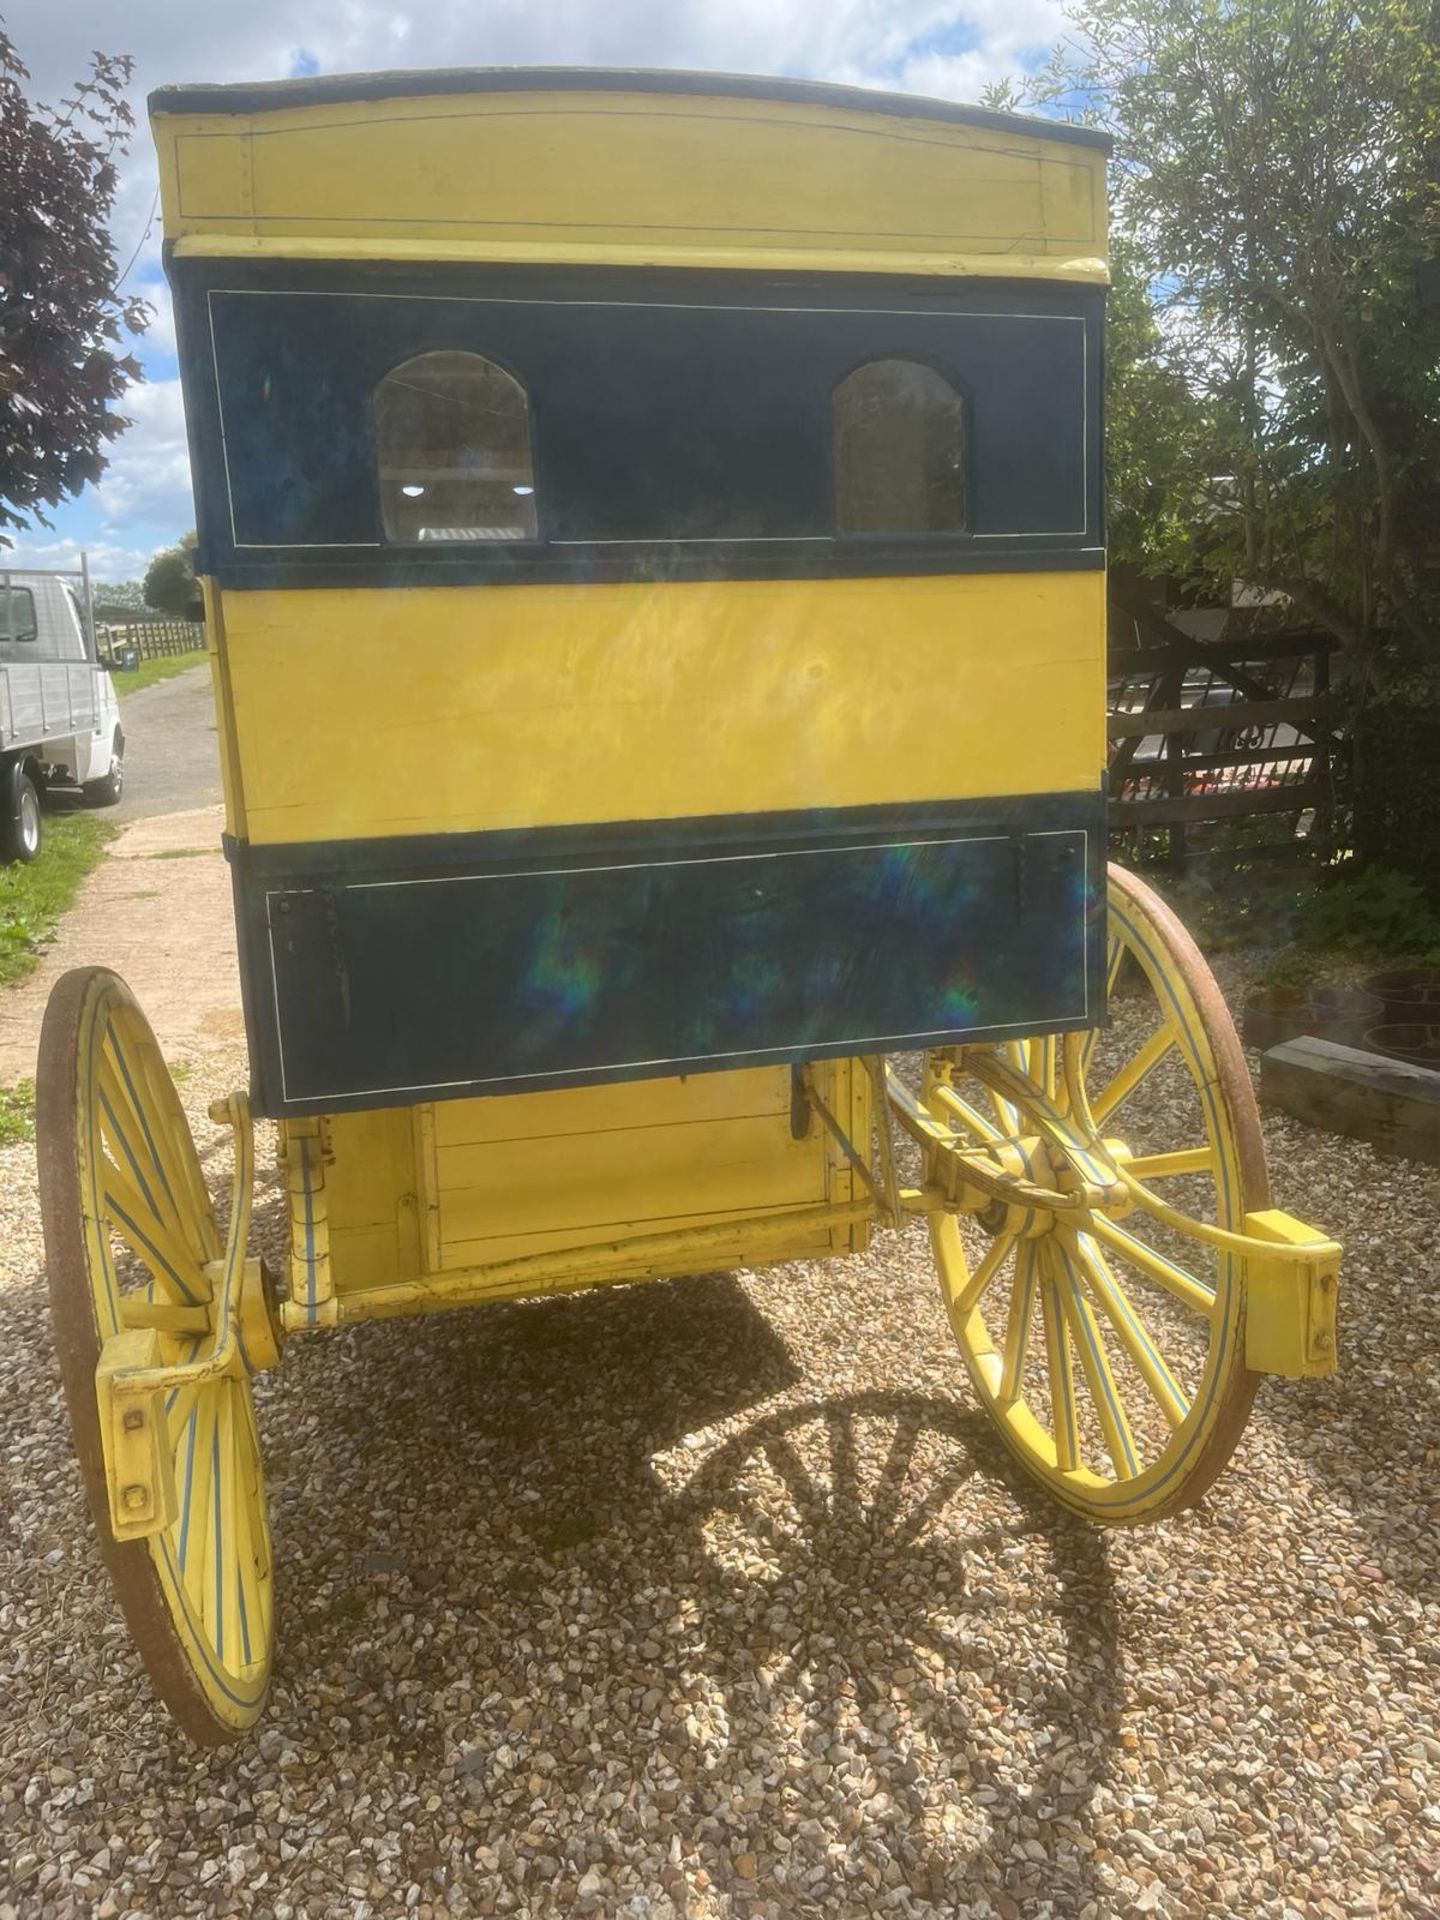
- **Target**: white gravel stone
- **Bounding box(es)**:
[2,956,1438,1917]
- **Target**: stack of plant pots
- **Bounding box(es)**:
[1362,967,1440,1069]
[1241,984,1384,1053]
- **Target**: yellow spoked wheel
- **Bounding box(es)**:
[37,968,274,1743]
[917,864,1268,1525]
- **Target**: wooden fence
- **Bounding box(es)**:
[1107,594,1344,877]
[97,619,205,660]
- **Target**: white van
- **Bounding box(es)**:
[0,566,125,862]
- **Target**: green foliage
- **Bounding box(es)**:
[997,0,1440,676]
[1352,692,1440,895]
[1104,236,1223,576]
[1255,946,1325,991]
[142,533,202,620]
[0,814,114,986]
[91,579,148,617]
[1297,865,1440,957]
[0,1080,34,1146]
[0,29,149,540]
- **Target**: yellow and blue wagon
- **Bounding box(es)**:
[34,67,1341,1742]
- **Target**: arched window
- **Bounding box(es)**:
[832,358,966,535]
[375,351,537,542]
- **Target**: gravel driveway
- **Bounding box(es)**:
[1,966,1437,1919]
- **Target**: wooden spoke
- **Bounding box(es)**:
[998,1242,1040,1404]
[1069,1232,1189,1430]
[1106,933,1126,996]
[1052,1243,1139,1478]
[95,1054,179,1238]
[1085,1213,1217,1318]
[1029,1034,1059,1103]
[920,866,1270,1524]
[100,1167,207,1305]
[988,1040,1029,1132]
[99,1033,183,1225]
[119,1297,211,1336]
[130,1033,219,1259]
[165,1374,209,1440]
[1090,1021,1178,1127]
[1080,937,1127,1075]
[208,1395,234,1668]
[929,1079,1002,1145]
[178,1397,214,1603]
[1038,1253,1080,1472]
[1123,1146,1215,1182]
[948,1228,1018,1322]
[231,1396,268,1665]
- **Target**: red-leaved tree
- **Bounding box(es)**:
[0,26,150,543]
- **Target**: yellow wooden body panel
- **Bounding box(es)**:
[314,1060,868,1306]
[214,572,1106,844]
[164,74,1109,1323]
[153,87,1106,281]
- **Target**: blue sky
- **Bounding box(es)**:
[3,0,1068,582]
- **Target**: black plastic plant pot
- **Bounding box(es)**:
[1364,967,1440,1024]
[1363,1023,1440,1070]
[1242,985,1384,1053]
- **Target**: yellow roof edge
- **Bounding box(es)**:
[170,235,1110,284]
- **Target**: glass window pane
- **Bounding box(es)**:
[0,587,37,644]
[376,351,537,542]
[833,358,966,534]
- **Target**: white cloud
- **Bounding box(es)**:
[4,1,1073,311]
[1,537,158,582]
[89,380,194,536]
[4,0,1073,560]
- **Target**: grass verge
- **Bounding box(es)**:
[110,648,208,698]
[0,1081,35,1145]
[1,814,115,988]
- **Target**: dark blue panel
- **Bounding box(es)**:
[229,793,1105,1114]
[180,265,1102,585]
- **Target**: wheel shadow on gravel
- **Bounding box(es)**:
[255,1271,1122,1912]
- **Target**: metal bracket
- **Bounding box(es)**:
[1243,1209,1340,1376]
[94,1091,274,1541]
[96,1328,180,1541]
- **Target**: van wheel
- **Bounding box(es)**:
[0,762,43,863]
[84,738,125,808]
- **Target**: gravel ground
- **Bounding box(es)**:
[2,959,1439,1919]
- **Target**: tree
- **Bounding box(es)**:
[0,28,149,543]
[144,533,202,619]
[91,578,147,614]
[994,0,1440,678]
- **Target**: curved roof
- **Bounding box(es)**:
[148,64,1112,153]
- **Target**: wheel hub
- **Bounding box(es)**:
[975,1136,1059,1237]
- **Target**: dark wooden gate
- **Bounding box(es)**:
[1107,593,1344,878]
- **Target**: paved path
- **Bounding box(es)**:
[0,807,242,1086]
[2,669,239,1088]
[112,661,223,821]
